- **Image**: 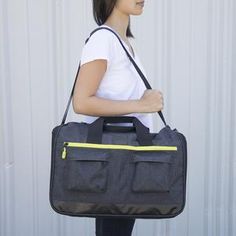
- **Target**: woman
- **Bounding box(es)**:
[72,0,164,235]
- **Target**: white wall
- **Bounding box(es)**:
[0,0,235,235]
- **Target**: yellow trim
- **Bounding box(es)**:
[61,142,177,159]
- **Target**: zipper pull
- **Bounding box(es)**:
[62,146,67,159]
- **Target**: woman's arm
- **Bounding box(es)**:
[72,59,163,116]
[75,95,143,116]
[72,59,143,116]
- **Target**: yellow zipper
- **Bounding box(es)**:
[61,142,177,159]
[62,147,67,159]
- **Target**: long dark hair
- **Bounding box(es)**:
[92,0,134,38]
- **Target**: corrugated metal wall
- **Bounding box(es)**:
[0,0,235,235]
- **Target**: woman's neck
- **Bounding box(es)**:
[104,7,130,41]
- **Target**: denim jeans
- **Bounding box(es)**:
[95,217,136,236]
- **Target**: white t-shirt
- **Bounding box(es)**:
[79,24,154,132]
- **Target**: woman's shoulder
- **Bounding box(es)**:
[80,26,115,66]
[86,26,115,45]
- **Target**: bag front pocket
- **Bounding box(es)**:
[63,145,109,193]
[131,151,174,193]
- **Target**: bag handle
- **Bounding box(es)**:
[87,116,153,145]
[61,26,167,127]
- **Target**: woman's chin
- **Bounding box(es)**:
[131,9,144,16]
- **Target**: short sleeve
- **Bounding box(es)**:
[80,30,113,66]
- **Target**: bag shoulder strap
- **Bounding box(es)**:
[61,26,167,126]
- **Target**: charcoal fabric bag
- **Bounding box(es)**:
[49,27,187,219]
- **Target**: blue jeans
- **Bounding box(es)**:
[95,217,136,236]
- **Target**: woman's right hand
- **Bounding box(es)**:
[139,89,164,113]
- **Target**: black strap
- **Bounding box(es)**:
[61,26,167,126]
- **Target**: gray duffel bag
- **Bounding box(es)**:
[49,115,187,219]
